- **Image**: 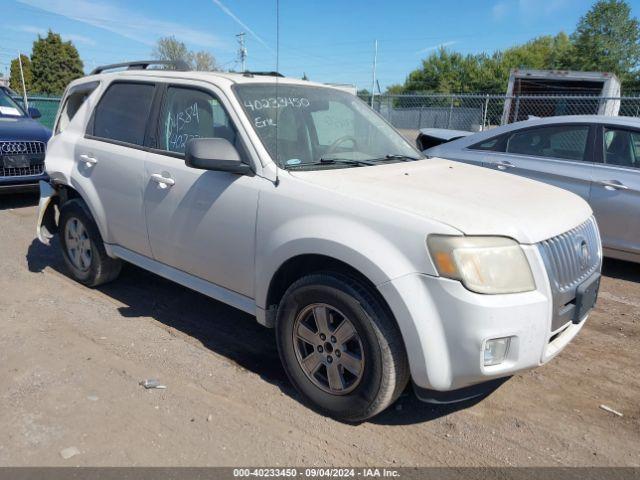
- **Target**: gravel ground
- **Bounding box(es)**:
[0,193,638,467]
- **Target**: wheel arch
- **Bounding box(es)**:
[53,181,110,246]
[266,254,385,313]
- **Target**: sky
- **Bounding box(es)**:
[1,0,639,91]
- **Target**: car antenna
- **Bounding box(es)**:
[274,0,281,187]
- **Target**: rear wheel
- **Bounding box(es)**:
[276,272,409,422]
[59,199,122,287]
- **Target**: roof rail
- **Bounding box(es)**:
[242,71,285,78]
[90,60,190,75]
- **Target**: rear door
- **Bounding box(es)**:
[589,125,640,257]
[76,81,156,256]
[485,123,595,202]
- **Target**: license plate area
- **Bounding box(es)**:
[3,155,31,168]
[574,272,600,323]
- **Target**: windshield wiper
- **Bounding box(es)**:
[370,154,422,162]
[316,157,376,166]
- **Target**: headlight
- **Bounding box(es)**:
[427,235,535,294]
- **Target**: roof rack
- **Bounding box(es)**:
[90,60,190,75]
[242,71,285,78]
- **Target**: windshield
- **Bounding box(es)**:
[234,84,422,169]
[0,91,26,118]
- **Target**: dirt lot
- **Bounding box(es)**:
[0,193,638,467]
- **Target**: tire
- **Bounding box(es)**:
[58,198,122,287]
[276,272,409,422]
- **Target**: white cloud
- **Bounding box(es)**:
[13,25,96,46]
[16,0,225,48]
[64,33,96,46]
[493,0,572,21]
[518,0,571,16]
[416,41,458,55]
[492,2,510,20]
[210,0,272,52]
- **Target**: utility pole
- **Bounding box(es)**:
[370,39,378,108]
[236,32,247,72]
[18,52,28,110]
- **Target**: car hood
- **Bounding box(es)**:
[0,116,51,142]
[289,158,592,244]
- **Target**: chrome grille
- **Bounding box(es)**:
[1,141,46,178]
[539,217,601,292]
[0,141,46,155]
[538,216,602,331]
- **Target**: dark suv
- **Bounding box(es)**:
[0,89,51,193]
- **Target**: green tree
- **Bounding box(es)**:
[9,54,32,93]
[152,36,218,71]
[571,0,640,87]
[31,31,84,95]
[398,32,577,94]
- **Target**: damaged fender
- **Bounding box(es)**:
[36,180,58,245]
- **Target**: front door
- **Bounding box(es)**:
[77,81,156,257]
[589,125,640,257]
[143,84,260,297]
[487,124,595,202]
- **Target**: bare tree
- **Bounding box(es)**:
[192,51,218,71]
[152,36,217,71]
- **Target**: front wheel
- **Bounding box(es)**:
[276,273,409,422]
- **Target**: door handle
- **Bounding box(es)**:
[150,173,175,187]
[495,160,514,170]
[79,154,98,167]
[597,180,629,190]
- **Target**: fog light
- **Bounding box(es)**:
[484,337,511,366]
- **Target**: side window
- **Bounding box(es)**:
[310,101,355,146]
[56,81,99,135]
[158,87,237,155]
[92,82,155,146]
[469,136,503,151]
[505,125,589,161]
[603,128,639,169]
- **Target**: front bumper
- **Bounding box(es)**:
[378,244,593,392]
[0,172,48,193]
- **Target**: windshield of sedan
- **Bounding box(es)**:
[0,91,26,117]
[234,84,422,169]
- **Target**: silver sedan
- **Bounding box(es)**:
[426,115,640,263]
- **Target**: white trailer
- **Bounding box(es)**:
[502,69,621,124]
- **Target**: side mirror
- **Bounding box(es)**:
[28,107,41,119]
[185,138,252,175]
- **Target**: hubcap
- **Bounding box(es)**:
[64,217,92,272]
[292,303,365,395]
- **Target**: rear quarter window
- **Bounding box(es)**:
[55,81,100,135]
[469,136,504,152]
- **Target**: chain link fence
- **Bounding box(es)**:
[11,95,61,130]
[11,92,640,134]
[360,93,640,139]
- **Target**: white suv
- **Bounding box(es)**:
[36,61,602,421]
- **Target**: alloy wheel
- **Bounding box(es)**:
[292,303,365,395]
[64,217,92,272]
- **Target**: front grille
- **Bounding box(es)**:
[0,141,46,155]
[1,164,45,177]
[539,217,601,292]
[538,216,602,331]
[0,141,46,178]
